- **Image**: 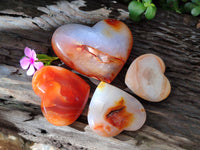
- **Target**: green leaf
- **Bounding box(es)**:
[192,0,200,5]
[37,54,59,66]
[145,5,157,20]
[143,0,154,8]
[167,0,179,10]
[184,2,196,12]
[129,13,142,22]
[142,0,152,4]
[128,1,146,21]
[191,6,200,16]
[37,54,50,59]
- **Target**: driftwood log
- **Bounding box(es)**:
[0,0,200,150]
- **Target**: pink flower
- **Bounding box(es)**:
[20,47,44,76]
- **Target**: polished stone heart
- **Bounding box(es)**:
[32,66,90,126]
[88,82,146,137]
[52,19,133,83]
[125,54,171,102]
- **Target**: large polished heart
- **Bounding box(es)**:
[125,54,171,102]
[32,66,90,126]
[88,82,146,137]
[52,19,133,83]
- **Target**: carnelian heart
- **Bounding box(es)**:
[125,54,171,102]
[52,19,133,83]
[32,66,90,126]
[88,82,146,137]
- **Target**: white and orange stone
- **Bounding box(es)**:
[125,54,171,102]
[52,19,133,83]
[88,82,146,137]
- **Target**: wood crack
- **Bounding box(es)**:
[0,12,30,18]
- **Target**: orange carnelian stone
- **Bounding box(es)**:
[105,98,134,130]
[32,66,90,126]
[51,19,133,83]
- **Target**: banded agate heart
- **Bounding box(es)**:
[125,54,171,102]
[32,66,90,126]
[52,19,133,83]
[88,82,146,137]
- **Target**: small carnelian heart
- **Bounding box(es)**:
[88,82,146,137]
[125,54,171,102]
[52,19,133,83]
[32,66,90,126]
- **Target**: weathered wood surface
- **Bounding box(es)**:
[0,0,199,150]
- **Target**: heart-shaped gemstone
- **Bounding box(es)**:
[32,66,90,126]
[125,54,171,102]
[52,19,133,83]
[88,82,146,137]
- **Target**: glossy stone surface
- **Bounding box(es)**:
[88,82,146,137]
[52,19,133,83]
[32,66,90,126]
[125,54,171,102]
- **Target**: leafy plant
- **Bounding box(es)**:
[184,0,200,16]
[166,0,181,13]
[127,0,200,22]
[157,0,200,16]
[128,0,157,21]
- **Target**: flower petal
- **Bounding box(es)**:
[24,47,32,58]
[20,57,30,69]
[34,61,44,70]
[27,64,35,76]
[31,49,38,60]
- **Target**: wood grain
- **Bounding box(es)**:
[0,0,199,149]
